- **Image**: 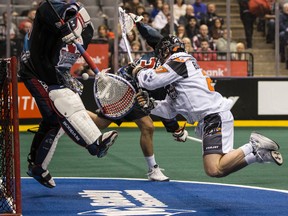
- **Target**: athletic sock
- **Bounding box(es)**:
[244,153,257,164]
[145,154,157,170]
[240,143,253,156]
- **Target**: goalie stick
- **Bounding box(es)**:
[45,0,136,119]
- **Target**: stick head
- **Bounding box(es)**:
[118,7,134,34]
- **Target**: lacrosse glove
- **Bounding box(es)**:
[173,123,188,142]
[136,90,156,113]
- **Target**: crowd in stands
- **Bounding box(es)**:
[0,0,36,58]
[118,0,250,64]
[5,0,288,70]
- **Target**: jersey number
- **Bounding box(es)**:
[202,70,215,91]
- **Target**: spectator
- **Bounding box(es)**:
[232,42,247,60]
[176,24,187,39]
[182,36,194,53]
[20,0,40,16]
[178,4,196,26]
[238,0,256,48]
[160,13,178,37]
[119,28,140,64]
[200,3,224,32]
[279,3,288,62]
[193,0,207,20]
[216,29,237,59]
[210,17,224,41]
[194,39,217,61]
[123,0,144,14]
[131,40,142,60]
[150,0,164,19]
[185,16,199,40]
[135,5,146,16]
[173,0,187,21]
[152,2,170,31]
[94,24,114,69]
[192,24,215,51]
[18,9,36,33]
[0,12,18,58]
[265,2,276,44]
[17,21,33,55]
[119,28,139,52]
[142,11,152,25]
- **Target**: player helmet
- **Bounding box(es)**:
[155,35,185,63]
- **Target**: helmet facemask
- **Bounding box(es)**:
[155,35,185,64]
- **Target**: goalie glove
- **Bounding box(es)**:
[173,123,188,142]
[60,7,91,44]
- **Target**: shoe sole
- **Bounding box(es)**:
[271,151,283,166]
[27,170,55,189]
[97,131,118,158]
[251,132,280,151]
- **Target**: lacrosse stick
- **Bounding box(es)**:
[118,7,154,111]
[119,7,134,62]
[45,0,136,119]
[187,136,202,143]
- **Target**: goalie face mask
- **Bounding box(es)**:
[155,35,186,64]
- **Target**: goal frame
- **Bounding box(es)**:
[0,56,21,216]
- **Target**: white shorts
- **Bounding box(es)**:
[196,110,234,155]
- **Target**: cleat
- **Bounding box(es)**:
[128,13,143,23]
[27,165,56,188]
[256,149,283,166]
[96,130,118,158]
[250,132,279,153]
[147,165,169,182]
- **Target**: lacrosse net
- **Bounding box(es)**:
[0,57,21,215]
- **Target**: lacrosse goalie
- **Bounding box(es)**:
[19,0,118,188]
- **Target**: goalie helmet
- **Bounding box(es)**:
[155,35,185,63]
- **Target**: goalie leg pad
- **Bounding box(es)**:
[49,87,101,146]
[28,122,64,170]
[35,127,64,170]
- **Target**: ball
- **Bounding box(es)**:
[82,73,89,80]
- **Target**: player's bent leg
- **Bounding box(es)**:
[49,87,117,157]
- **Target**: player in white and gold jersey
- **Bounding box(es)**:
[133,35,283,178]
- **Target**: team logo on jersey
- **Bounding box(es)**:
[58,44,81,67]
[78,190,196,215]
